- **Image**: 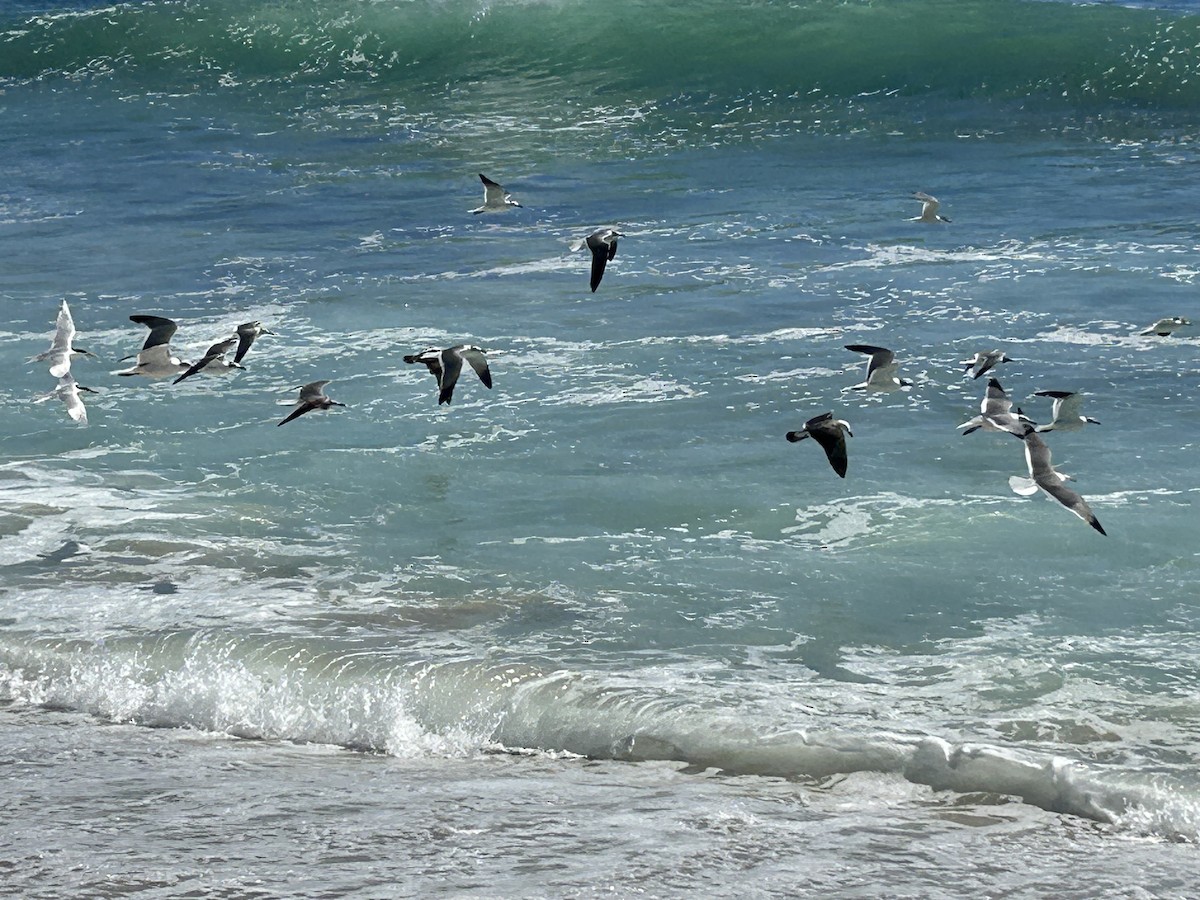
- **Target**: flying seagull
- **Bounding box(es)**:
[959,377,1033,436]
[234,320,275,363]
[1013,426,1106,535]
[1139,316,1191,336]
[34,372,98,424]
[278,380,345,426]
[961,349,1013,380]
[910,192,950,223]
[115,315,190,378]
[786,412,853,478]
[172,337,246,385]
[471,174,521,214]
[1031,391,1100,432]
[403,345,493,405]
[571,227,622,292]
[29,300,95,378]
[843,344,912,391]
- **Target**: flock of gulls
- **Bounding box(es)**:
[28,182,1195,537]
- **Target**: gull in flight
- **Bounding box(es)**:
[786,412,853,478]
[115,315,190,379]
[570,227,622,292]
[910,192,950,223]
[172,337,246,385]
[471,174,522,214]
[403,345,493,405]
[29,300,95,378]
[959,377,1033,436]
[234,320,275,363]
[1031,391,1100,432]
[35,372,98,425]
[278,380,345,426]
[843,344,912,391]
[961,349,1013,380]
[1011,426,1106,535]
[1139,316,1191,336]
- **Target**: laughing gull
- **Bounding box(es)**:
[234,321,275,363]
[571,228,622,292]
[278,380,345,426]
[29,300,95,378]
[910,192,950,223]
[1031,391,1100,432]
[471,174,521,214]
[1013,426,1106,535]
[34,372,98,424]
[786,412,853,478]
[172,337,246,385]
[843,344,912,391]
[961,349,1013,380]
[1139,316,1191,336]
[115,315,190,378]
[959,377,1034,436]
[403,345,493,405]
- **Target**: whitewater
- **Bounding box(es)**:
[3,0,1200,895]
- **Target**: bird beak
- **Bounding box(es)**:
[78,386,100,394]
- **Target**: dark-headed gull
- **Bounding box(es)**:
[403,345,493,405]
[278,381,345,426]
[786,412,853,478]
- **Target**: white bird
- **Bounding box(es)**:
[471,174,521,214]
[959,377,1033,436]
[34,372,97,424]
[29,300,94,378]
[1031,391,1100,432]
[843,344,912,391]
[1012,427,1106,535]
[961,349,1013,380]
[1139,316,1191,336]
[234,320,275,363]
[785,412,853,478]
[570,228,622,292]
[115,315,190,379]
[403,345,493,405]
[910,192,950,223]
[278,380,345,426]
[173,337,246,385]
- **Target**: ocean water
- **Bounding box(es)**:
[3,0,1200,894]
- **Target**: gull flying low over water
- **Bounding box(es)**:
[961,349,1013,380]
[278,380,345,426]
[173,337,246,385]
[1031,390,1100,432]
[1012,426,1106,535]
[34,372,98,425]
[959,377,1033,436]
[910,192,950,223]
[571,227,622,292]
[786,412,853,478]
[116,315,190,379]
[1139,316,1191,336]
[29,300,94,378]
[404,345,493,405]
[234,320,275,363]
[471,174,522,214]
[843,344,912,391]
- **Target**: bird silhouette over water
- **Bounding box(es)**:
[571,228,622,292]
[786,412,853,478]
[404,345,493,405]
[278,380,345,426]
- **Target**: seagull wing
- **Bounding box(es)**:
[130,315,179,350]
[436,349,464,405]
[480,173,506,206]
[299,380,332,403]
[803,413,850,478]
[1038,478,1106,535]
[981,378,1013,416]
[459,346,493,389]
[585,231,615,292]
[234,321,270,363]
[44,301,77,377]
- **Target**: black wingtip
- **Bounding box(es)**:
[1091,518,1107,536]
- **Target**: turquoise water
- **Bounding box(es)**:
[3,0,1200,894]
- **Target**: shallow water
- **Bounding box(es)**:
[3,0,1200,894]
